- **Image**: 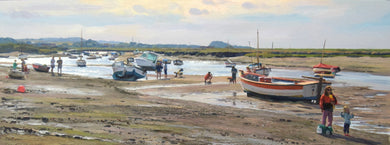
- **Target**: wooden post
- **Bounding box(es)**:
[316,76,323,104]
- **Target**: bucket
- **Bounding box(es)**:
[17,85,26,93]
[316,124,324,134]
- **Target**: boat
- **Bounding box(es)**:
[77,56,86,67]
[173,59,183,66]
[134,51,160,71]
[68,55,78,59]
[18,54,28,60]
[112,61,146,81]
[313,63,341,74]
[163,58,171,64]
[76,30,87,67]
[313,40,341,76]
[86,55,97,59]
[249,29,271,76]
[8,69,25,79]
[225,59,236,67]
[314,72,335,78]
[32,63,50,72]
[239,70,331,101]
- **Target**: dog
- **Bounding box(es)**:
[227,77,235,84]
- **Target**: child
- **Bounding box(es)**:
[341,105,354,136]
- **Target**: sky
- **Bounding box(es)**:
[0,0,389,49]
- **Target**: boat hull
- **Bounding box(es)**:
[240,72,331,101]
[112,62,146,81]
[77,60,86,67]
[32,63,50,72]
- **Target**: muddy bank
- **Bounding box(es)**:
[0,65,389,144]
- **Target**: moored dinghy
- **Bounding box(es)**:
[239,70,331,101]
[32,63,50,72]
[112,61,146,81]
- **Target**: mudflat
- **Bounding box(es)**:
[0,55,389,145]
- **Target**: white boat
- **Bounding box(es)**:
[225,59,236,67]
[87,55,97,59]
[239,70,331,101]
[112,61,146,81]
[134,51,160,71]
[173,59,183,66]
[77,56,86,67]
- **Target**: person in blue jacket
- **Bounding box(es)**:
[341,105,354,136]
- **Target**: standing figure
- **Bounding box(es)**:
[163,61,168,79]
[155,61,163,80]
[57,57,63,76]
[204,72,213,85]
[231,66,237,84]
[319,86,338,127]
[341,105,354,136]
[51,56,55,76]
[21,59,26,72]
[13,60,17,70]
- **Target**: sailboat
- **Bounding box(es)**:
[313,40,340,78]
[77,30,87,67]
[249,29,271,76]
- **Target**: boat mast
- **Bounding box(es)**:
[81,29,83,49]
[321,40,326,64]
[256,29,260,67]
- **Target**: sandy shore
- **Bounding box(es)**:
[0,59,389,145]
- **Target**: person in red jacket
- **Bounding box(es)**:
[319,86,338,127]
[204,72,213,85]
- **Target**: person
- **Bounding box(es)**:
[51,56,55,75]
[163,61,168,79]
[341,105,354,136]
[204,72,213,85]
[231,66,237,84]
[155,61,163,80]
[13,60,17,70]
[21,58,26,72]
[57,56,63,76]
[246,66,251,73]
[174,68,183,78]
[319,86,338,128]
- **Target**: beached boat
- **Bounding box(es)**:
[239,70,331,101]
[32,63,50,72]
[249,29,271,76]
[173,59,183,66]
[314,72,335,78]
[225,59,236,67]
[313,63,340,74]
[112,61,146,81]
[134,51,160,71]
[313,40,341,76]
[8,69,25,79]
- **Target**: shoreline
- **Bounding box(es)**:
[0,64,389,144]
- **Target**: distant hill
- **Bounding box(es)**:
[0,37,17,44]
[208,41,251,48]
[1,37,250,48]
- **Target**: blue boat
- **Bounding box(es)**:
[112,61,146,81]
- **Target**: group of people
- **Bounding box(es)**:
[155,60,172,80]
[319,86,354,136]
[51,56,63,76]
[204,66,237,85]
[12,59,27,72]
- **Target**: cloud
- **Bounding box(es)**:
[133,5,147,14]
[242,2,257,9]
[189,8,209,15]
[10,10,39,18]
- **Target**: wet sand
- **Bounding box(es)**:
[0,60,389,144]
